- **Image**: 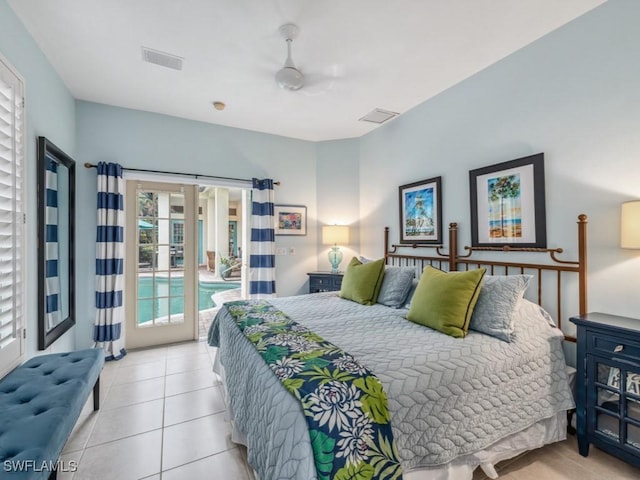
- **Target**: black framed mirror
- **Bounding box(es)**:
[37,136,76,350]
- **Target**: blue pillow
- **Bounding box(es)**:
[469,275,532,342]
[359,257,415,308]
[377,266,415,308]
[402,280,419,309]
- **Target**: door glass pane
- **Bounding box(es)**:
[626,372,640,396]
[138,277,153,299]
[627,397,640,422]
[156,278,169,298]
[137,299,154,326]
[596,411,619,441]
[139,220,156,244]
[627,423,640,450]
[154,296,169,323]
[138,246,154,271]
[168,276,184,297]
[169,297,184,325]
[156,245,170,272]
[597,388,619,413]
[599,364,619,388]
[138,192,156,217]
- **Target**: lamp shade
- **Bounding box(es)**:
[322,225,350,245]
[621,200,640,249]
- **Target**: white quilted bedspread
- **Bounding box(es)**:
[208,293,574,479]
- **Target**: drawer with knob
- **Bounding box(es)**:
[588,332,640,365]
[307,272,343,294]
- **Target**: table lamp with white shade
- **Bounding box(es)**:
[621,200,640,249]
[322,225,350,273]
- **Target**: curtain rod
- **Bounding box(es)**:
[83,162,280,186]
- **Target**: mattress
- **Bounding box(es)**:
[208,292,574,479]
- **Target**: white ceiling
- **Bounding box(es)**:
[9,0,605,142]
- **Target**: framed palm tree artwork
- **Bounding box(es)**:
[469,153,546,248]
[398,176,442,244]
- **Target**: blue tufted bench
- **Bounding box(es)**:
[0,348,104,479]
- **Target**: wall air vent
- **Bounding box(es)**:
[142,47,183,71]
[358,108,399,124]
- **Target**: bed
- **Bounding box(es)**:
[208,216,588,480]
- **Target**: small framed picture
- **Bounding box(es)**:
[398,176,443,244]
[275,205,307,236]
[469,153,546,248]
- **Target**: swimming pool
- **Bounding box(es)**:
[137,277,239,324]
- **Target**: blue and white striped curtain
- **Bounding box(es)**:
[93,162,126,360]
[249,178,276,298]
[44,155,62,330]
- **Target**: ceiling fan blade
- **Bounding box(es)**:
[297,64,347,96]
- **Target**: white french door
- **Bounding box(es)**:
[125,181,197,348]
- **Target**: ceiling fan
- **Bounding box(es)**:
[275,23,305,91]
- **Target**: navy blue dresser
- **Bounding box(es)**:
[571,312,640,467]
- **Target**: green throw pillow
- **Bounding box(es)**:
[339,257,385,305]
[406,266,486,338]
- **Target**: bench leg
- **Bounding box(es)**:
[93,377,100,411]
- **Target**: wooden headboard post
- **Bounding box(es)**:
[384,227,390,265]
[449,222,458,272]
[578,214,588,316]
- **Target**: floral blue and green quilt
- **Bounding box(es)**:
[226,299,402,480]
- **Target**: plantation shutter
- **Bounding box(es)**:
[0,55,24,376]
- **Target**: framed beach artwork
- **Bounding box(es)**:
[274,205,307,236]
[469,153,546,248]
[398,176,442,244]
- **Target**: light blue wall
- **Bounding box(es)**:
[0,0,76,356]
[359,0,640,336]
[316,139,360,271]
[75,101,318,347]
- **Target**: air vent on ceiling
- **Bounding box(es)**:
[358,108,399,124]
[142,47,183,71]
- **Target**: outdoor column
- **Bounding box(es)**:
[206,194,215,252]
[240,189,251,298]
[214,188,229,278]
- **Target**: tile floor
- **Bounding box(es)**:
[60,340,640,480]
[60,341,252,480]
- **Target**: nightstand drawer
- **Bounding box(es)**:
[589,331,640,364]
[307,272,343,293]
[312,277,334,287]
[309,278,342,290]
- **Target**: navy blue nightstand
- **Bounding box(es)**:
[571,312,640,467]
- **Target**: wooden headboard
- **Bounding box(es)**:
[384,215,588,342]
